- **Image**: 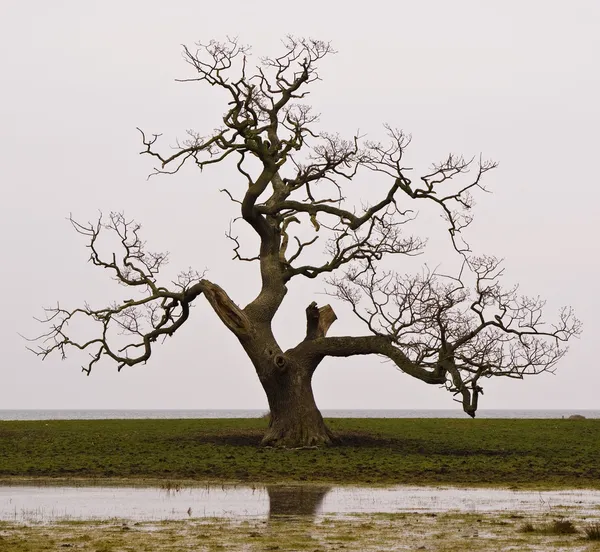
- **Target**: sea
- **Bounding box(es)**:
[0,409,598,421]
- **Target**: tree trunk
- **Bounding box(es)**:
[260,366,335,447]
[236,301,339,447]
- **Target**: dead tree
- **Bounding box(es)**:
[30,38,581,446]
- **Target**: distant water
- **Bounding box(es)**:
[0,409,598,421]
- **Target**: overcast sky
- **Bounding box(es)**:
[1,0,598,412]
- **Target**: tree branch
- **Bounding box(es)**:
[26,214,244,374]
[304,301,337,340]
[292,334,447,385]
[325,256,581,416]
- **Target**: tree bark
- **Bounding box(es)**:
[258,357,335,446]
[254,303,340,447]
[230,302,339,448]
[305,302,337,340]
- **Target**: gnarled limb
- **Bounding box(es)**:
[292,332,447,385]
[324,257,581,416]
[202,280,253,338]
[27,213,242,374]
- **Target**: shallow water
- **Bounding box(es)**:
[1,484,599,522]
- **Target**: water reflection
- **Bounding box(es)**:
[267,485,331,518]
[1,484,600,522]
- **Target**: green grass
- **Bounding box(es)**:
[0,418,598,487]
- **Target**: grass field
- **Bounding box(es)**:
[0,418,598,488]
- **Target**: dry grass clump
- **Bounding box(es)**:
[519,518,578,535]
[585,523,600,540]
[519,521,535,533]
[548,518,578,534]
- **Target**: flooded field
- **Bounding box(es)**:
[1,484,599,522]
[1,485,599,551]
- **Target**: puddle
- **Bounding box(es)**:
[1,484,599,522]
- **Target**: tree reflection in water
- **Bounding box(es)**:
[267,485,331,518]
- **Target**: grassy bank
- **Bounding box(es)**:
[0,418,598,488]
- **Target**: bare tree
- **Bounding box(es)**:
[30,37,581,447]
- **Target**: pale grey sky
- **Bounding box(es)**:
[1,0,598,411]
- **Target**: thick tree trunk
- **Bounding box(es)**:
[233,299,338,447]
[260,367,335,447]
